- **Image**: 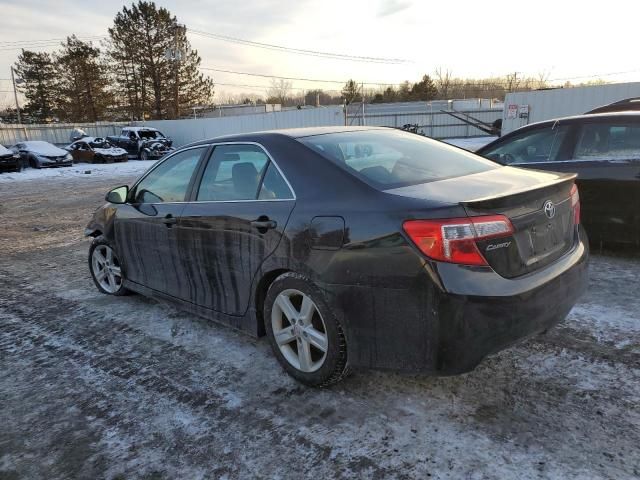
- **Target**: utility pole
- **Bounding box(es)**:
[10,67,22,124]
[361,81,365,126]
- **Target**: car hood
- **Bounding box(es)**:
[28,145,69,157]
[0,144,13,156]
[94,147,127,156]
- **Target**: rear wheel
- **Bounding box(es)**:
[88,238,129,296]
[264,273,349,387]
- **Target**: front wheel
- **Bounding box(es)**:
[88,238,130,296]
[264,273,349,387]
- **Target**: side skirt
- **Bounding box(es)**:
[123,279,260,337]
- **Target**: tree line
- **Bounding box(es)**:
[12,1,213,123]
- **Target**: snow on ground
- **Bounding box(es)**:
[444,136,497,151]
[0,160,156,183]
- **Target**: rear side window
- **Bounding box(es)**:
[298,129,498,189]
[132,147,204,203]
[481,125,570,164]
[197,144,268,201]
[574,123,640,160]
[197,144,294,201]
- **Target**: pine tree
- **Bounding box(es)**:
[56,36,112,122]
[341,79,361,105]
[410,75,438,101]
[107,1,214,120]
[14,50,58,123]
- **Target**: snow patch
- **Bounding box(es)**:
[0,160,157,183]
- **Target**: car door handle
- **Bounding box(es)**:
[251,218,277,230]
[162,214,177,227]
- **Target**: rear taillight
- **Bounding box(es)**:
[403,215,514,265]
[570,184,580,225]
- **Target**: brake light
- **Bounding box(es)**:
[403,215,514,265]
[570,184,580,225]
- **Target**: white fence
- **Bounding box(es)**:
[135,107,345,147]
[346,108,502,138]
[0,105,503,148]
[0,122,125,146]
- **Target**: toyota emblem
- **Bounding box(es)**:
[543,200,556,219]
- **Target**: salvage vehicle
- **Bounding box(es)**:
[85,127,589,386]
[0,144,22,172]
[11,141,73,169]
[67,137,128,163]
[476,112,640,246]
[107,127,174,160]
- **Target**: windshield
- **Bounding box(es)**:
[138,130,163,139]
[298,129,498,189]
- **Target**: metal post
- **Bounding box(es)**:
[10,67,22,125]
[361,82,365,126]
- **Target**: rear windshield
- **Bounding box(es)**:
[298,129,498,189]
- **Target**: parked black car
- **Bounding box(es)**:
[0,144,22,172]
[11,141,73,169]
[85,127,588,386]
[107,127,174,160]
[476,112,640,246]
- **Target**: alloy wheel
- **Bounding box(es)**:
[91,245,123,293]
[271,289,328,373]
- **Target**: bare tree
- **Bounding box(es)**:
[434,67,453,100]
[266,79,292,105]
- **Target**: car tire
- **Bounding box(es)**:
[264,272,350,387]
[29,157,40,169]
[88,237,131,296]
[140,150,148,161]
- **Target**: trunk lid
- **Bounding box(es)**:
[387,166,578,277]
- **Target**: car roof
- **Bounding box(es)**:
[514,111,640,130]
[125,126,159,132]
[184,126,391,148]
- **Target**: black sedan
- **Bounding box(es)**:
[477,112,640,246]
[0,144,22,172]
[85,127,589,386]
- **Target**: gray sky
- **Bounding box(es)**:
[0,0,638,106]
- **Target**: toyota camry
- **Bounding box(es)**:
[85,127,589,386]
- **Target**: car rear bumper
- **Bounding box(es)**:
[321,229,589,374]
[433,233,589,374]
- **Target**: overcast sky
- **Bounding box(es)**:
[0,0,638,106]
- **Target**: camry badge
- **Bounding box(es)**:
[543,200,556,219]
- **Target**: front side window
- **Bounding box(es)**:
[298,129,498,189]
[482,125,570,165]
[132,147,204,203]
[197,144,270,201]
[574,123,640,160]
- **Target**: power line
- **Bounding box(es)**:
[200,66,402,86]
[189,29,410,64]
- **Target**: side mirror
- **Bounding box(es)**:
[106,185,129,204]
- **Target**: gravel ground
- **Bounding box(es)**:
[0,164,639,480]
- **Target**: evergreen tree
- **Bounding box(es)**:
[108,1,213,120]
[14,50,58,123]
[410,74,438,101]
[56,36,112,122]
[341,79,361,104]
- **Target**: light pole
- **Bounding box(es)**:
[10,67,22,124]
